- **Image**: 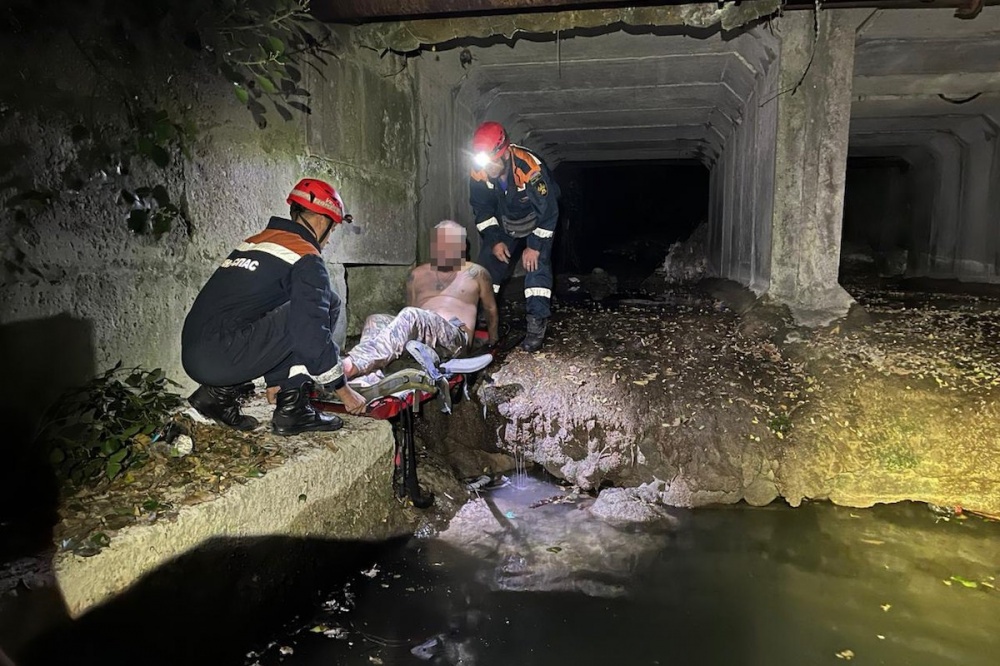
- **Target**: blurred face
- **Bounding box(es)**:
[431,225,465,269]
[474,148,508,179]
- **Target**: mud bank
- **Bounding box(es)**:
[434,279,1000,515]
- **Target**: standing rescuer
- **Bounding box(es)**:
[470,121,560,352]
[181,178,367,436]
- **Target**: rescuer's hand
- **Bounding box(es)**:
[492,242,510,263]
[336,385,368,415]
[522,248,540,272]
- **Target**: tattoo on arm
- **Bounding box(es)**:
[467,264,483,279]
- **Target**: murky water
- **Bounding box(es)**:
[249,476,999,666]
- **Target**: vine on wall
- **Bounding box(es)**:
[0,0,338,235]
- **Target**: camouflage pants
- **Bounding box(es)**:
[347,307,468,376]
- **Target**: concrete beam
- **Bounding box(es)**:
[349,1,782,52]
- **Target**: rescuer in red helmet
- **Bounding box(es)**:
[182,178,367,435]
[470,121,560,351]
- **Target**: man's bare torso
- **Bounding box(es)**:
[408,261,485,336]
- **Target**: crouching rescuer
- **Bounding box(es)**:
[182,178,367,435]
[470,121,560,352]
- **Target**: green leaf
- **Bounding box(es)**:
[109,448,129,464]
[234,83,249,106]
[273,102,292,122]
[128,209,150,234]
[150,145,169,168]
[151,185,170,207]
[100,439,119,455]
[266,36,285,55]
[49,448,66,465]
[950,575,979,589]
[152,211,172,235]
[105,461,123,480]
[288,101,312,115]
[255,74,278,95]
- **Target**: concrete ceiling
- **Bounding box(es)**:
[451,28,777,164]
[851,8,1000,156]
[415,7,1000,166]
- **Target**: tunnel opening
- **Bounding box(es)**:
[553,160,709,286]
[840,155,914,281]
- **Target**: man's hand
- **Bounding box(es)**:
[492,242,510,264]
[335,385,367,415]
[522,247,540,272]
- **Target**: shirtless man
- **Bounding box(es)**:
[340,220,499,381]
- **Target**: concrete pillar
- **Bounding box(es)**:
[953,119,1000,279]
[769,9,867,326]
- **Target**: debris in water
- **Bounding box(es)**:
[949,575,978,588]
[278,645,294,655]
[547,546,563,553]
[881,603,892,612]
[835,649,855,660]
[361,565,380,578]
[410,636,441,660]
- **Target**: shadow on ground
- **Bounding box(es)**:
[12,535,406,666]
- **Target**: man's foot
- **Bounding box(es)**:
[188,385,259,431]
[266,386,280,404]
[520,315,547,352]
[272,382,343,436]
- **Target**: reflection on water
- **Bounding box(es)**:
[253,476,1000,666]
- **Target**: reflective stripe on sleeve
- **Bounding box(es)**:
[532,228,554,239]
[477,217,500,232]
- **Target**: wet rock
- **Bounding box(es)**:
[588,483,680,525]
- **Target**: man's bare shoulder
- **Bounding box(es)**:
[410,263,432,279]
[463,262,488,279]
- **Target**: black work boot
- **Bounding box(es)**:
[520,315,548,352]
[188,385,259,431]
[271,381,343,436]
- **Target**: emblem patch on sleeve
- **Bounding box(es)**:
[530,173,548,197]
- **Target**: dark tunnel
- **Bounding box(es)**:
[553,161,709,283]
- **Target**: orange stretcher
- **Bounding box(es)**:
[310,334,502,509]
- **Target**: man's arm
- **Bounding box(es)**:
[470,175,505,250]
[525,167,559,253]
[289,256,345,388]
[470,263,499,344]
[404,267,418,307]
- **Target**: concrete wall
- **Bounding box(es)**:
[707,28,779,295]
[412,54,479,262]
[0,28,421,428]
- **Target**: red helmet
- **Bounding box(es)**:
[472,121,509,160]
[287,178,345,224]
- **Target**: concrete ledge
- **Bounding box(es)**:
[54,416,396,617]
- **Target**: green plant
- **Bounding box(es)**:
[1,0,337,233]
[768,412,792,436]
[37,362,184,487]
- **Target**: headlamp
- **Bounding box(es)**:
[473,152,492,168]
